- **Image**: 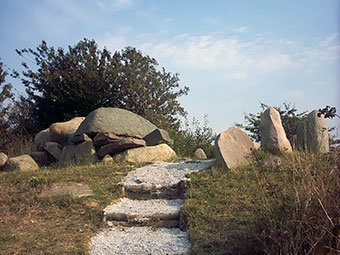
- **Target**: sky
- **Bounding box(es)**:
[0,0,339,136]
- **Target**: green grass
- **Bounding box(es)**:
[182,150,340,255]
[0,162,137,255]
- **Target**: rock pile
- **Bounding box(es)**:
[1,107,175,171]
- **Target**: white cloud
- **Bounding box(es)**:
[100,31,339,81]
[99,33,128,51]
[232,26,249,33]
[95,0,136,11]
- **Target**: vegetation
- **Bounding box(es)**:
[182,149,340,254]
[236,102,307,142]
[14,39,189,132]
[0,162,136,255]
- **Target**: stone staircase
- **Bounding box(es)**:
[89,160,214,255]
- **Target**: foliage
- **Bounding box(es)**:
[236,102,307,142]
[171,114,216,158]
[14,39,189,131]
[0,59,14,150]
[318,105,339,119]
[182,150,340,254]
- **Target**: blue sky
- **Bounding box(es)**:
[0,0,339,135]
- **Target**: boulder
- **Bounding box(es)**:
[101,154,114,164]
[75,107,157,138]
[33,128,51,151]
[296,110,329,153]
[97,138,146,158]
[30,151,53,167]
[49,117,85,146]
[0,152,8,170]
[114,144,176,164]
[2,154,39,172]
[143,128,173,146]
[194,148,207,159]
[44,142,63,161]
[71,133,92,144]
[93,132,126,147]
[58,140,98,167]
[215,127,255,168]
[260,107,292,154]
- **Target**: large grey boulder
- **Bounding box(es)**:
[296,110,329,153]
[58,140,98,167]
[114,144,176,164]
[260,107,292,154]
[2,154,39,172]
[33,128,51,151]
[215,127,255,168]
[75,108,157,138]
[97,138,146,158]
[143,128,173,146]
[50,117,85,146]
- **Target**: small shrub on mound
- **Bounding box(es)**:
[182,149,340,254]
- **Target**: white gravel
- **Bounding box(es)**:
[104,198,183,217]
[121,160,214,190]
[89,226,190,255]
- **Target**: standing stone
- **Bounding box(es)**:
[194,148,207,159]
[113,144,176,164]
[58,140,98,167]
[0,152,8,170]
[75,108,157,138]
[2,154,39,172]
[49,117,85,146]
[215,127,255,168]
[260,107,292,154]
[33,128,51,151]
[296,110,329,153]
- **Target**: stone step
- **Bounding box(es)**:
[89,226,190,255]
[120,160,214,199]
[103,198,184,228]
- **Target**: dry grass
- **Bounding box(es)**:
[0,162,136,255]
[182,149,340,255]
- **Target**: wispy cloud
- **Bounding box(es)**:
[232,26,249,33]
[95,0,136,11]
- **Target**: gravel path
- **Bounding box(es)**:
[90,226,190,255]
[89,160,214,255]
[104,198,183,217]
[121,160,214,190]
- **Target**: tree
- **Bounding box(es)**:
[0,59,14,149]
[236,103,307,142]
[14,39,189,131]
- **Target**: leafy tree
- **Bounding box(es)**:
[236,103,307,142]
[14,39,189,131]
[0,59,14,150]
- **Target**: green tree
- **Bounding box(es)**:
[14,39,189,131]
[0,59,14,150]
[236,103,307,142]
